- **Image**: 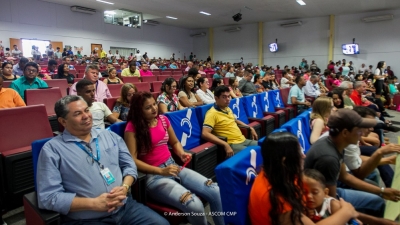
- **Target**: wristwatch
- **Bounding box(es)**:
[379,187,385,197]
[122,183,131,194]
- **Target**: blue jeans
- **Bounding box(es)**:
[146,157,224,225]
[360,146,394,187]
[62,196,169,225]
[336,188,385,217]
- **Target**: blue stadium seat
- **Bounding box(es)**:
[228,97,262,139]
[297,110,312,143]
[281,117,311,153]
[257,128,288,146]
[256,92,286,128]
[215,146,263,225]
[272,89,295,121]
[242,95,275,136]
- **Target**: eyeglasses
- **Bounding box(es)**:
[26,69,38,73]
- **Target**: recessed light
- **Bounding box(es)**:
[296,0,306,6]
[200,11,211,16]
[104,11,116,15]
[166,16,178,19]
[96,0,114,5]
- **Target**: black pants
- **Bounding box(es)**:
[360,146,394,187]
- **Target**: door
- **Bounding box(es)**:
[50,41,63,52]
[91,43,102,55]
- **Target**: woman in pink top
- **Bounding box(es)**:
[124,92,224,225]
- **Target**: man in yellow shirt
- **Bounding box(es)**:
[100,47,107,59]
[202,85,258,157]
[121,62,140,77]
[0,76,26,108]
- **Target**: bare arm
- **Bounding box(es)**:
[310,119,324,144]
[291,96,309,106]
[202,127,234,157]
[158,103,168,114]
[193,94,204,106]
[106,114,121,124]
[179,96,194,107]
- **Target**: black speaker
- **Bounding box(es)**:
[232,13,242,22]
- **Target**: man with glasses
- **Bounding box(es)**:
[202,86,258,157]
[10,62,48,100]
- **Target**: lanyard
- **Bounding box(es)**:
[75,138,102,168]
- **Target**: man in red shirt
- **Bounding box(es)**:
[40,59,58,77]
[350,81,367,106]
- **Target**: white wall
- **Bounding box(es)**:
[263,17,330,69]
[191,29,208,61]
[0,0,193,58]
[334,9,400,74]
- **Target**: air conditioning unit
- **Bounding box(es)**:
[143,20,160,26]
[224,27,241,33]
[362,14,393,23]
[190,32,206,37]
[71,6,96,15]
[280,21,302,27]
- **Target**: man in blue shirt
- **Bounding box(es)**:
[36,95,168,225]
[287,75,310,113]
[10,62,48,100]
[12,57,29,76]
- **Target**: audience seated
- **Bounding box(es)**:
[0,76,25,108]
[202,86,258,156]
[213,67,223,79]
[269,74,280,90]
[303,75,325,98]
[309,97,332,144]
[253,74,265,93]
[210,78,223,93]
[12,57,28,76]
[227,77,242,98]
[249,132,358,225]
[121,62,140,77]
[41,59,58,77]
[288,75,311,113]
[185,61,193,72]
[124,92,224,225]
[104,67,123,84]
[157,77,184,114]
[76,79,120,129]
[280,71,294,88]
[36,95,168,225]
[10,62,48,100]
[196,77,215,104]
[112,83,137,121]
[2,62,19,80]
[70,64,112,102]
[238,71,257,96]
[54,63,75,85]
[203,63,214,74]
[178,76,203,108]
[139,63,153,77]
[305,109,400,217]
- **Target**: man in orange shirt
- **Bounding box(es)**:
[0,76,26,108]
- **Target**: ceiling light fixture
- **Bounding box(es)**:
[96,0,114,5]
[104,11,116,15]
[199,11,211,16]
[296,0,306,6]
[166,16,178,19]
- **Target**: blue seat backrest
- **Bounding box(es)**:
[229,97,249,124]
[195,103,213,127]
[271,89,284,108]
[258,128,288,146]
[243,95,263,119]
[215,146,263,225]
[107,121,127,138]
[32,137,53,191]
[281,118,311,153]
[257,92,275,112]
[297,110,312,142]
[165,108,201,149]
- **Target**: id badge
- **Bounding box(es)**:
[100,167,115,185]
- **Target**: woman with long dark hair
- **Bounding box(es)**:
[157,77,185,114]
[254,74,265,93]
[210,78,223,93]
[248,132,357,225]
[178,76,203,107]
[374,61,388,98]
[328,87,345,109]
[228,77,243,98]
[54,63,75,85]
[125,92,224,225]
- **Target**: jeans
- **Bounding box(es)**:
[62,196,169,225]
[360,146,394,187]
[230,139,258,153]
[146,157,224,225]
[336,188,385,217]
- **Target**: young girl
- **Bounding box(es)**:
[303,169,361,225]
[388,78,399,107]
[309,97,332,144]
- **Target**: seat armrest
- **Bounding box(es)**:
[23,192,60,225]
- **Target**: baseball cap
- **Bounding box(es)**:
[327,109,377,129]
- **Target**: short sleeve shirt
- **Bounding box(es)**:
[112,103,130,121]
[89,102,112,129]
[304,136,344,186]
[157,92,179,112]
[178,91,198,103]
[287,84,305,104]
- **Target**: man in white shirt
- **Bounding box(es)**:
[107,50,113,59]
[185,61,193,72]
[54,47,62,59]
[76,79,120,129]
[150,61,159,70]
[280,71,295,88]
[11,45,22,58]
[358,63,368,74]
[45,44,55,58]
[303,75,324,98]
[114,50,120,60]
[135,50,142,61]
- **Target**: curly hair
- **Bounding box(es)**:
[126,91,155,154]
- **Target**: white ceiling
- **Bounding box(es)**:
[42,0,400,29]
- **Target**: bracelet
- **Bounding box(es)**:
[122,183,130,192]
[379,187,385,197]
